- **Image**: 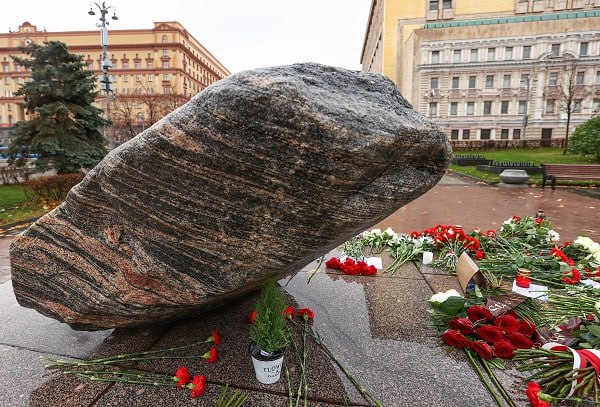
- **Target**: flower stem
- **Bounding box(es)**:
[480,358,517,407]
[464,350,504,407]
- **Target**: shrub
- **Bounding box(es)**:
[23,173,85,207]
[569,116,600,161]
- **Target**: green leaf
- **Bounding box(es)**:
[586,325,600,337]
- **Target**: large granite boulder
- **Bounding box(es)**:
[10,63,451,330]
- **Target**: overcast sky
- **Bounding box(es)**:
[2,0,372,74]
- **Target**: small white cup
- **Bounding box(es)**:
[422,251,433,265]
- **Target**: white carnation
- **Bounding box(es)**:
[429,289,463,304]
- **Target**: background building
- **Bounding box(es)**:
[361,0,600,147]
[0,21,230,148]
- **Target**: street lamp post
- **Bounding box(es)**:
[88,2,118,149]
[521,76,531,140]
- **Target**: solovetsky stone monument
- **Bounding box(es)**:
[10,63,452,330]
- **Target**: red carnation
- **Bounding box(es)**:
[512,216,521,222]
[515,275,531,288]
[466,305,493,323]
[518,320,537,336]
[475,250,485,260]
[174,366,191,388]
[562,268,581,285]
[298,308,315,320]
[341,258,357,275]
[475,325,505,344]
[449,317,475,335]
[505,332,534,349]
[485,230,496,237]
[355,261,370,275]
[207,329,220,345]
[493,340,516,359]
[494,314,521,333]
[249,310,258,324]
[441,329,471,349]
[190,375,206,398]
[202,346,218,363]
[325,257,342,270]
[283,306,295,319]
[469,340,494,360]
[526,382,551,407]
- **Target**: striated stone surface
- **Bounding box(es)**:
[10,63,451,330]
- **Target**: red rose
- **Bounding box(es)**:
[466,305,493,323]
[448,317,475,335]
[469,340,494,360]
[325,257,342,270]
[515,275,531,288]
[298,308,315,320]
[249,310,258,324]
[190,375,206,398]
[526,382,551,407]
[562,268,581,285]
[209,329,221,345]
[174,366,191,388]
[493,340,516,359]
[505,332,534,349]
[475,325,505,344]
[441,329,471,349]
[494,314,521,333]
[512,216,521,222]
[283,306,295,319]
[202,346,218,363]
[518,320,537,336]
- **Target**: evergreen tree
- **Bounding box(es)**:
[9,41,108,173]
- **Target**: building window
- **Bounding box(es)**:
[501,101,509,114]
[545,99,555,114]
[483,101,492,115]
[485,75,494,88]
[576,72,584,85]
[521,73,530,87]
[429,102,438,116]
[597,71,600,84]
[462,129,470,140]
[551,43,560,56]
[442,0,452,9]
[580,42,588,56]
[503,74,511,88]
[513,129,521,140]
[450,129,459,140]
[148,74,153,82]
[452,76,460,89]
[505,47,513,60]
[163,86,171,94]
[468,76,476,88]
[467,102,475,115]
[573,99,582,113]
[518,101,526,114]
[487,48,496,61]
[163,61,169,69]
[500,129,509,140]
[135,62,141,69]
[161,35,168,43]
[136,101,142,109]
[430,77,439,89]
[123,74,129,83]
[523,45,531,59]
[431,50,440,64]
[429,0,439,10]
[450,102,458,115]
[548,72,558,86]
[147,62,153,69]
[162,49,168,56]
[87,63,93,70]
[135,74,142,82]
[480,129,491,140]
[470,49,478,62]
[453,50,461,63]
[137,113,145,121]
[592,99,600,114]
[163,74,170,81]
[8,114,13,124]
[123,62,129,69]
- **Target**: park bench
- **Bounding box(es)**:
[541,163,600,189]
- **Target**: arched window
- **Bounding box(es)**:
[161,35,168,43]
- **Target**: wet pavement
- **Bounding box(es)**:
[0,174,598,406]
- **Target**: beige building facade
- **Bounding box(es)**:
[0,21,230,147]
[361,1,600,146]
